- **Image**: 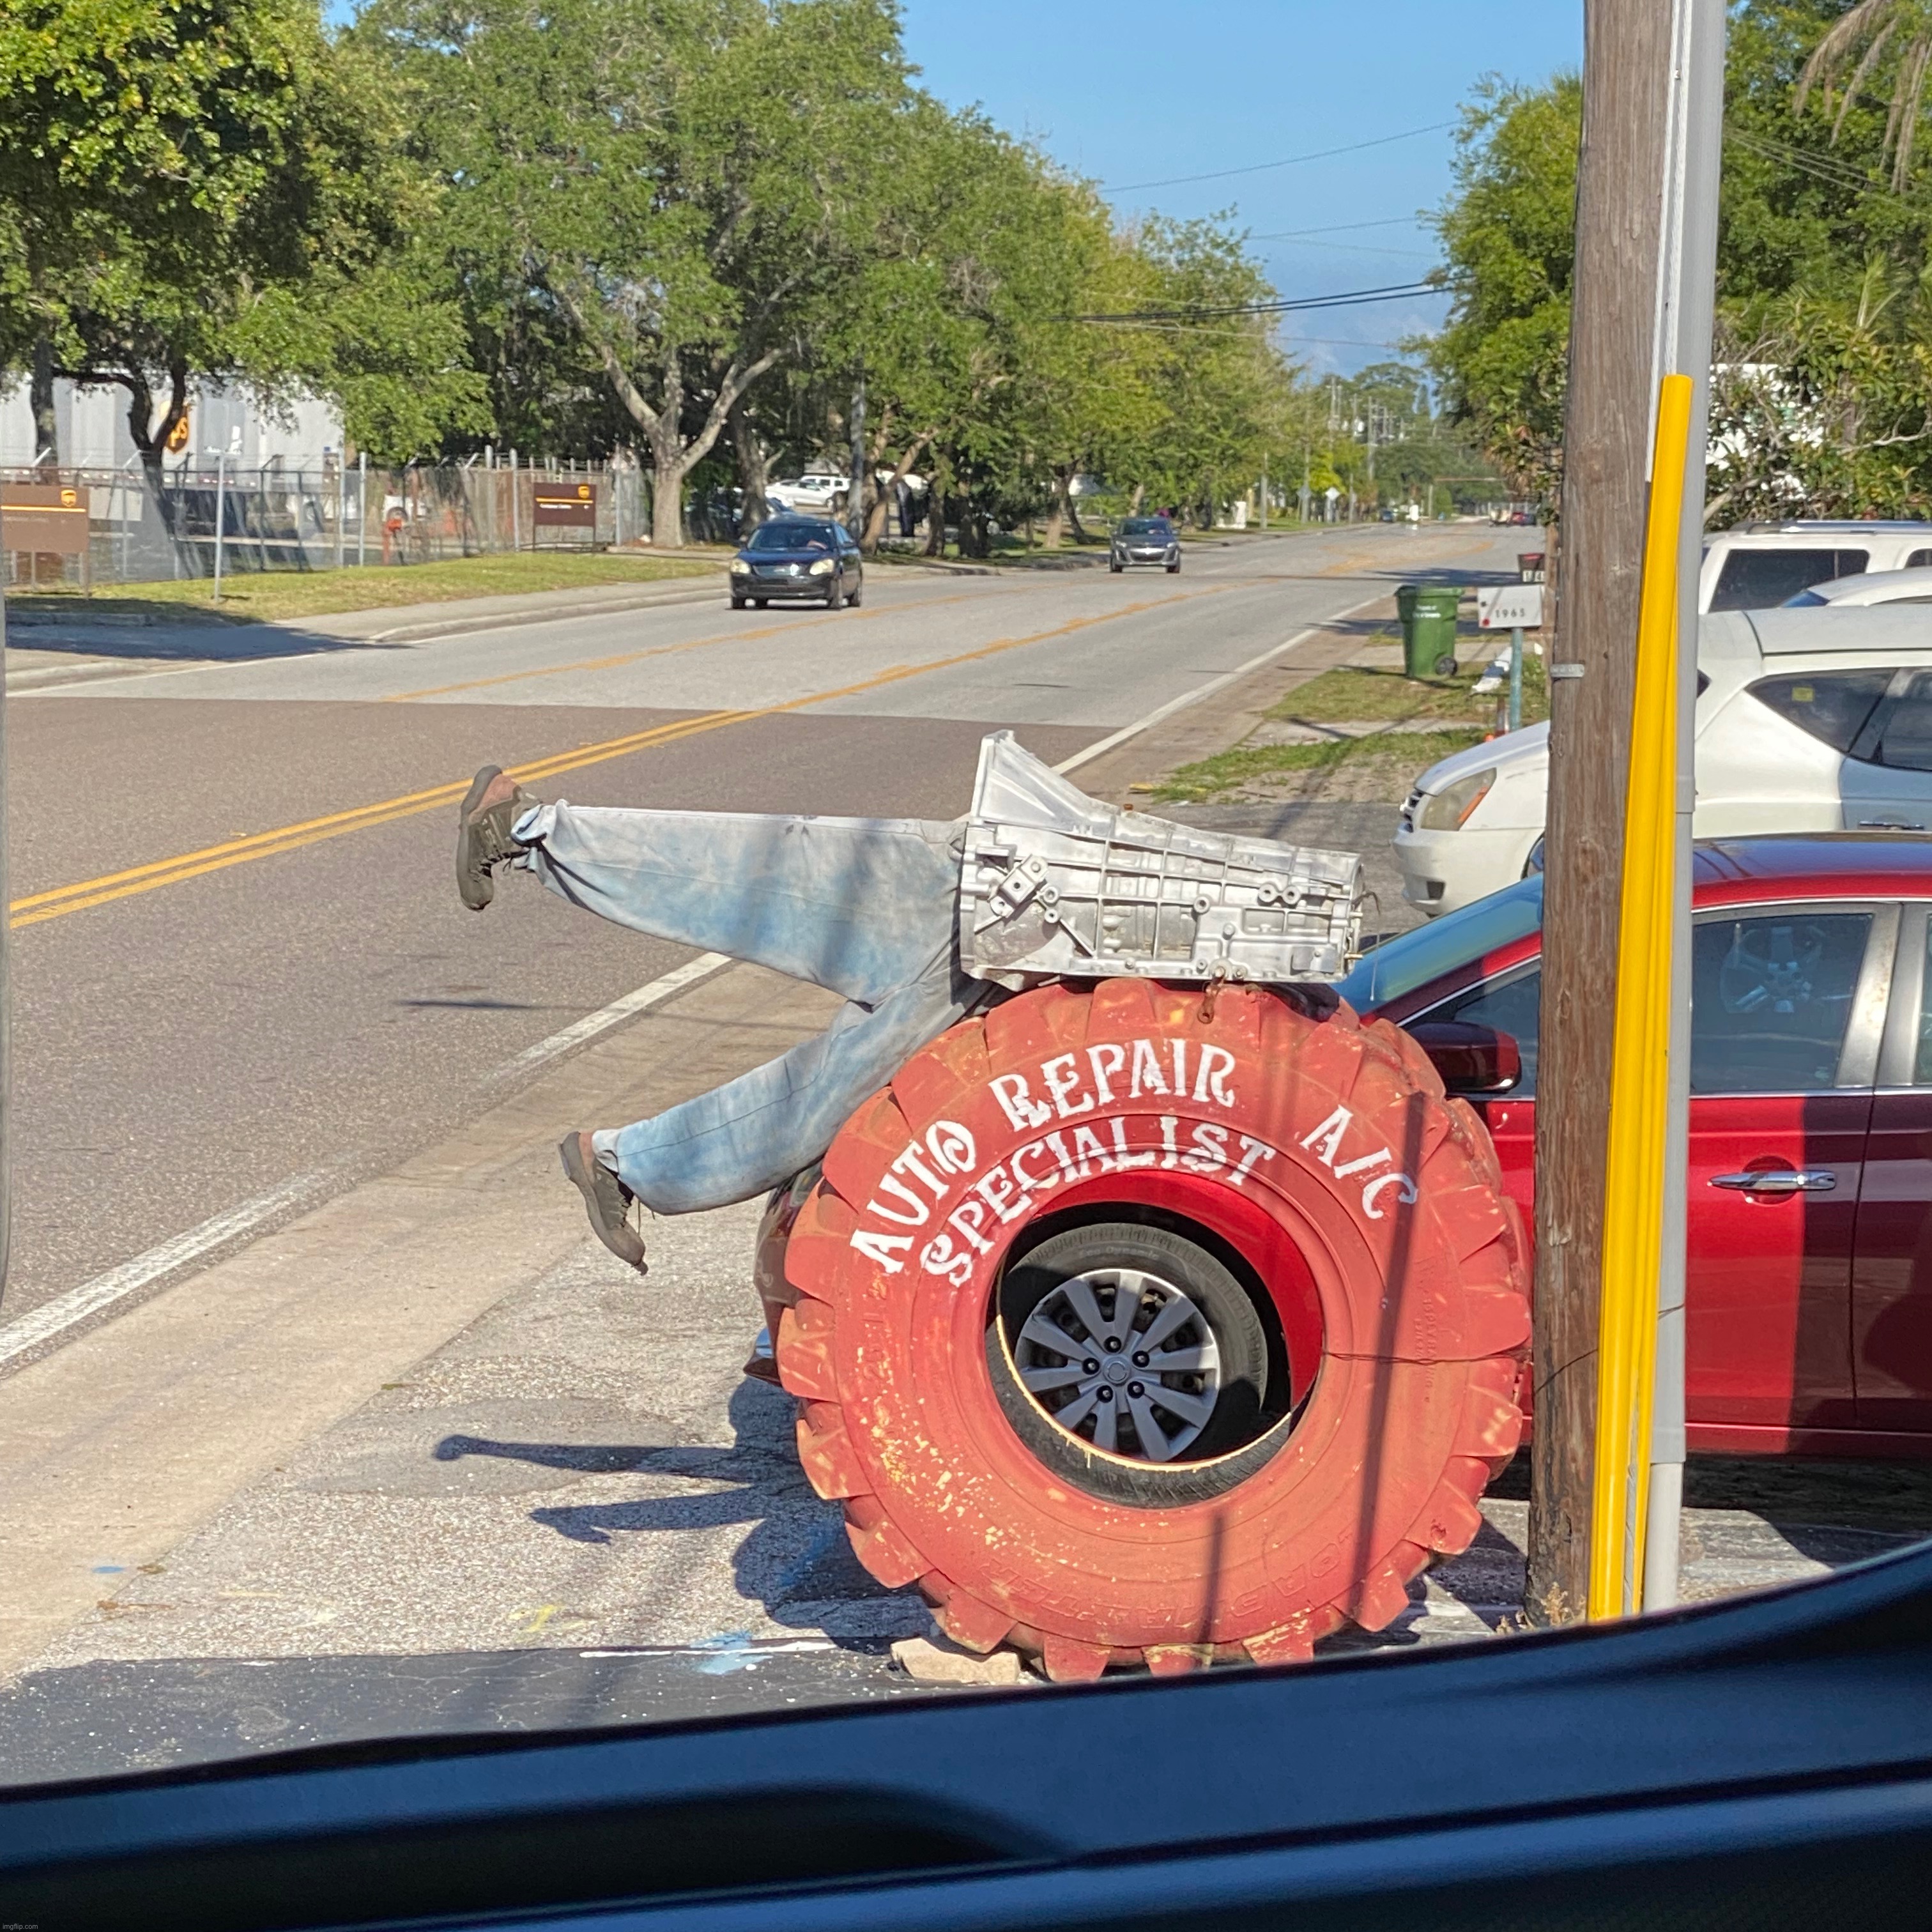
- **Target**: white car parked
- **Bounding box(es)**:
[766,472,848,514]
[1393,604,1932,916]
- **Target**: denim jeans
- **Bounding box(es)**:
[514,800,977,1213]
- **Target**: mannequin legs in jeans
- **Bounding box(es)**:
[456,767,978,1272]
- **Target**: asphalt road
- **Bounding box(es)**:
[7,519,1631,1776]
[4,523,1498,1332]
[8,518,1923,1782]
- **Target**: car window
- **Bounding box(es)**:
[1119,518,1172,536]
[1423,967,1542,1096]
[1335,874,1544,1009]
[747,522,831,551]
[1690,910,1873,1093]
[1871,671,1932,770]
[1908,549,1932,569]
[1913,920,1932,1086]
[1749,669,1894,754]
[1710,548,1869,610]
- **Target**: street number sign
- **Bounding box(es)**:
[1477,583,1545,629]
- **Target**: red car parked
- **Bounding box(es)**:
[1337,832,1932,1456]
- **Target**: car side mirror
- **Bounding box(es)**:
[1404,1020,1522,1095]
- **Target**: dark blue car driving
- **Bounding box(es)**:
[729,516,864,610]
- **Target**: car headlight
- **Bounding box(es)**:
[808,557,835,576]
[1417,769,1496,830]
[730,559,751,573]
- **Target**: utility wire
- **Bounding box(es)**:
[1064,279,1443,324]
[1103,121,1455,194]
[1725,125,1894,197]
[1249,215,1426,240]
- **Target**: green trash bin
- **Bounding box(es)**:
[1396,583,1462,679]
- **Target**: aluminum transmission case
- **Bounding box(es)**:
[960,732,1363,990]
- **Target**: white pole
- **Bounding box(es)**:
[510,448,520,550]
[211,451,227,603]
[1643,0,1725,1614]
[356,450,366,567]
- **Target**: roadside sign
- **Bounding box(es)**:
[2,483,91,555]
[165,411,192,454]
[533,481,597,528]
[1477,583,1545,630]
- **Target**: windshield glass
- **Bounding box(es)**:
[10,0,1926,1804]
[1335,875,1545,1008]
[748,522,832,551]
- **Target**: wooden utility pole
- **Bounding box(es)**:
[1526,0,1676,1626]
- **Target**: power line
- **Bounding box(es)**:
[1249,216,1426,240]
[1065,279,1443,324]
[1102,121,1455,194]
[1724,124,1896,197]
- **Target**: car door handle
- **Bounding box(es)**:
[1857,818,1926,831]
[1709,1169,1838,1193]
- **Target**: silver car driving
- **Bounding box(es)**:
[1110,516,1181,574]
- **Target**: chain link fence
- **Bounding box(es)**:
[0,460,656,590]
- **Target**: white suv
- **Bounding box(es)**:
[1393,604,1932,915]
[1700,519,1932,610]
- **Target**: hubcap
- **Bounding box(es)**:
[1013,1268,1222,1462]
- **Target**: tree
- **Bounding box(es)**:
[364,0,911,546]
[1427,5,1932,522]
[1425,73,1581,511]
[0,0,482,494]
[1795,0,1932,189]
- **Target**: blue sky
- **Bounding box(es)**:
[900,1,1582,374]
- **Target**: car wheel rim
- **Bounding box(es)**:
[1013,1267,1222,1462]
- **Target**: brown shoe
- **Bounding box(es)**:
[560,1131,647,1273]
[456,765,536,911]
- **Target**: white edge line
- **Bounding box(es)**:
[486,951,733,1084]
[0,1169,328,1370]
[0,952,734,1370]
[1052,589,1390,777]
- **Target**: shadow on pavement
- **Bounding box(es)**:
[456,1381,923,1648]
[5,611,381,663]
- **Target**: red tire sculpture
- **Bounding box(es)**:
[775,977,1529,1681]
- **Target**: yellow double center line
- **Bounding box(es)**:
[12,583,1239,931]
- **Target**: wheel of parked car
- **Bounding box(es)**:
[731,597,747,611]
[774,977,1529,1682]
[847,579,863,608]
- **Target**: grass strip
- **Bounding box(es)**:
[1276,645,1549,728]
[1147,726,1491,804]
[4,548,723,626]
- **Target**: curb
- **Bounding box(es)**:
[338,578,721,644]
[4,656,178,692]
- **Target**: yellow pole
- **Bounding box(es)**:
[1589,373,1692,1620]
